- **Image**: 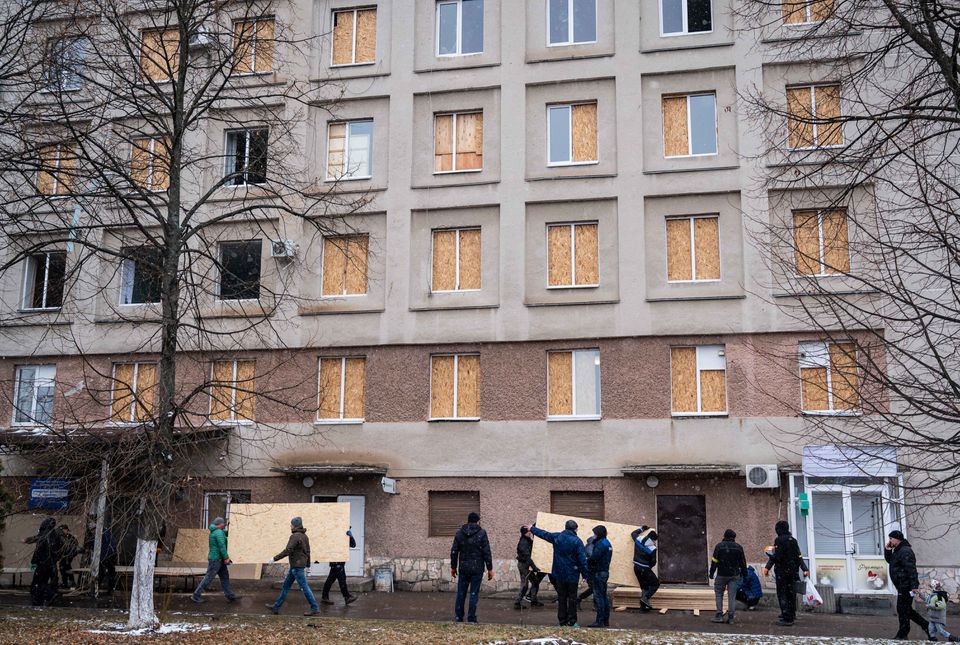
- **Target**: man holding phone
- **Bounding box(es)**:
[885,529,928,640]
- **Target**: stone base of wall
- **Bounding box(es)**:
[919,567,960,603]
[365,557,522,593]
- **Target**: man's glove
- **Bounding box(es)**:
[487,570,494,581]
[346,530,353,537]
[30,564,37,571]
[802,570,809,577]
[224,558,232,566]
[450,568,457,579]
[763,568,770,577]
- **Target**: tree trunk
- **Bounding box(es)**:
[127,537,159,630]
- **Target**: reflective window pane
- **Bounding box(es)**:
[661,0,684,34]
[572,0,596,43]
[574,349,600,416]
[688,94,717,155]
[347,120,373,177]
[688,0,712,32]
[461,0,484,54]
[14,367,37,423]
[548,106,571,163]
[438,2,458,54]
[549,0,569,44]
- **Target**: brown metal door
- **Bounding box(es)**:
[656,495,708,584]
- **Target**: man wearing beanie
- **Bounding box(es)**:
[514,525,545,609]
[885,529,928,639]
[709,528,747,624]
[450,511,493,624]
[529,519,589,627]
[191,517,239,604]
[763,520,808,626]
[266,516,319,616]
[631,525,660,611]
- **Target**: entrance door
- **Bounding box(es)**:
[308,495,365,577]
[656,495,708,583]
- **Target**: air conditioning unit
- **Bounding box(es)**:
[745,464,780,489]
[188,29,212,49]
[270,240,298,259]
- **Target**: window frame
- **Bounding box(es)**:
[233,17,275,75]
[330,7,377,67]
[545,221,600,289]
[798,341,860,416]
[431,227,482,293]
[436,0,484,57]
[131,137,169,193]
[546,0,598,47]
[665,215,722,283]
[792,208,849,277]
[320,234,369,298]
[223,127,269,187]
[325,119,374,182]
[139,27,179,83]
[44,36,88,92]
[428,490,480,537]
[663,92,718,158]
[109,361,157,424]
[202,490,251,527]
[119,246,162,306]
[547,348,602,421]
[429,353,481,421]
[217,239,262,302]
[36,143,75,197]
[786,83,843,150]
[433,111,483,174]
[21,251,66,311]
[208,359,256,424]
[547,102,599,167]
[659,0,713,37]
[783,0,831,25]
[670,344,727,417]
[316,356,366,424]
[12,364,56,427]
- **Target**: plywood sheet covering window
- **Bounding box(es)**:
[332,8,376,65]
[694,217,720,279]
[548,351,573,416]
[318,357,365,420]
[800,365,829,410]
[322,234,368,296]
[37,144,76,196]
[547,223,599,287]
[327,123,346,178]
[786,87,814,148]
[699,370,726,412]
[111,362,157,422]
[662,96,690,157]
[571,103,597,163]
[458,229,481,290]
[234,360,256,420]
[670,347,698,413]
[671,346,726,414]
[547,225,573,287]
[788,84,841,148]
[429,491,479,537]
[456,354,480,418]
[667,216,720,281]
[550,491,604,520]
[131,137,170,192]
[430,354,479,419]
[140,28,180,81]
[574,223,599,284]
[430,355,455,418]
[431,229,457,291]
[210,360,235,421]
[666,218,693,281]
[233,18,275,74]
[110,363,136,422]
[829,342,858,410]
[821,209,849,273]
[434,112,483,172]
[815,84,842,146]
[432,228,481,292]
[783,0,832,23]
[793,209,849,275]
[793,210,821,275]
[434,115,454,172]
[800,341,857,412]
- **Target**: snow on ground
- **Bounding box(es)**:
[85,622,214,636]
[488,633,899,645]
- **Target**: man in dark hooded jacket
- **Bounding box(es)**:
[27,517,61,606]
[709,528,748,624]
[885,529,928,639]
[631,525,659,611]
[763,520,809,626]
[586,525,612,628]
[514,526,545,609]
[266,517,319,616]
[450,512,493,624]
[529,519,589,627]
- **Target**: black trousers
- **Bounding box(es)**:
[774,575,797,622]
[578,571,594,602]
[322,562,349,599]
[895,590,929,638]
[516,563,545,603]
[99,555,117,592]
[555,579,579,626]
[59,557,74,588]
[30,565,58,606]
[634,565,660,602]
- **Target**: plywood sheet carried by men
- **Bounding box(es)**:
[226,503,350,565]
[530,511,652,588]
[1,514,84,570]
[169,527,261,579]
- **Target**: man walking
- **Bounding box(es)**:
[57,524,79,589]
[321,528,358,606]
[630,525,660,611]
[450,512,493,624]
[266,517,320,616]
[885,529,928,639]
[27,517,61,606]
[514,526,545,609]
[709,528,747,624]
[586,525,612,628]
[763,520,809,626]
[192,517,239,604]
[529,519,589,627]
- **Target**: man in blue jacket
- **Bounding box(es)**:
[586,525,612,628]
[631,525,659,611]
[529,519,589,627]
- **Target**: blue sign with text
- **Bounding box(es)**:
[28,478,70,510]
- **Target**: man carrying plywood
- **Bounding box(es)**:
[528,519,589,628]
[266,516,320,616]
[631,525,660,611]
[191,517,239,604]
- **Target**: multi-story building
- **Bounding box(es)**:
[2,0,956,600]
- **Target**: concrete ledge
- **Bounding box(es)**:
[837,594,894,615]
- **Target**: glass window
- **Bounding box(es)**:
[548,105,572,164]
[549,0,596,45]
[326,120,373,180]
[224,128,268,186]
[688,94,718,155]
[22,251,66,310]
[119,246,162,305]
[547,349,601,418]
[661,0,712,35]
[218,240,262,301]
[203,490,251,527]
[437,0,484,56]
[13,365,56,425]
[46,37,88,91]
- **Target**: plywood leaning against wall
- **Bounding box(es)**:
[1,514,83,569]
[530,511,653,587]
[227,503,351,564]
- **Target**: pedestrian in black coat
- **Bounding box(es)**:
[514,526,546,608]
[710,528,747,624]
[763,520,809,626]
[885,530,928,639]
[27,517,61,606]
[450,512,493,624]
[321,529,358,606]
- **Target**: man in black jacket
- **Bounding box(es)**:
[885,529,928,639]
[709,528,748,624]
[27,517,61,606]
[450,512,493,624]
[763,520,809,626]
[630,526,659,611]
[321,528,358,606]
[514,526,545,609]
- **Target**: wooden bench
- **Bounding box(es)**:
[1,568,32,588]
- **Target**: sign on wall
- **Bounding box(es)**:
[28,478,70,510]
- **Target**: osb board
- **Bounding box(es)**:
[170,527,262,579]
[227,503,350,564]
[2,514,83,569]
[530,511,651,587]
[670,347,698,413]
[547,352,572,416]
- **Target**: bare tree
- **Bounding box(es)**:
[738,0,960,528]
[0,0,366,628]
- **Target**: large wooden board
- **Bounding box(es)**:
[1,514,84,569]
[169,527,261,580]
[530,511,652,587]
[227,503,350,565]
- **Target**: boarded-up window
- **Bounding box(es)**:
[662,93,717,157]
[37,144,77,196]
[550,491,605,520]
[799,341,859,412]
[666,215,720,281]
[326,120,373,180]
[111,362,158,423]
[131,137,170,192]
[548,349,600,418]
[671,345,726,414]
[786,84,842,149]
[140,28,180,81]
[434,112,483,173]
[318,357,365,421]
[331,7,377,65]
[321,234,368,296]
[428,490,479,536]
[547,222,599,287]
[210,359,256,422]
[432,228,481,291]
[430,354,480,419]
[793,209,849,276]
[548,103,598,165]
[233,18,275,74]
[782,0,833,24]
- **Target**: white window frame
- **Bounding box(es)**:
[436,0,484,57]
[110,362,153,424]
[21,252,65,311]
[784,0,829,26]
[224,127,268,187]
[429,353,480,421]
[546,0,598,47]
[670,344,727,417]
[665,215,722,283]
[209,359,255,424]
[315,356,365,424]
[659,0,714,37]
[44,37,87,92]
[431,227,482,293]
[331,8,376,67]
[787,84,843,150]
[547,103,599,167]
[202,490,250,527]
[39,144,70,196]
[545,222,600,289]
[547,348,602,421]
[664,93,718,158]
[798,341,860,416]
[794,209,848,278]
[326,119,374,182]
[134,137,165,192]
[434,111,483,174]
[234,17,273,74]
[12,365,56,426]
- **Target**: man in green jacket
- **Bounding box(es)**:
[191,517,239,603]
[266,516,320,616]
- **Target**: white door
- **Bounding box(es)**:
[339,495,365,577]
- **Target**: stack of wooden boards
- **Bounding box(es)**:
[613,585,716,615]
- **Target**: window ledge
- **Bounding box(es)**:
[801,410,861,417]
[524,298,619,308]
[428,417,481,422]
[547,161,600,168]
[546,284,600,290]
[671,413,729,419]
[527,172,617,182]
[3,318,74,328]
[415,61,500,74]
[315,419,364,425]
[412,179,499,190]
[409,303,499,312]
[547,415,601,422]
[646,294,746,303]
[526,51,613,64]
[209,420,255,427]
[641,40,734,54]
[298,305,385,316]
[643,164,739,175]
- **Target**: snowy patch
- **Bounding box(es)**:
[86,622,214,636]
[488,639,587,645]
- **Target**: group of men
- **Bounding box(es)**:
[25,518,117,606]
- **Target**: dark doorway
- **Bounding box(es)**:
[656,494,708,584]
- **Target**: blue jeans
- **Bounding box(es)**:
[192,560,235,601]
[593,571,610,625]
[272,567,319,612]
[454,571,483,622]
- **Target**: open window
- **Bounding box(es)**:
[224,128,268,186]
[22,251,66,310]
[671,345,726,415]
